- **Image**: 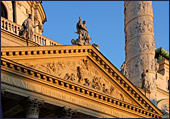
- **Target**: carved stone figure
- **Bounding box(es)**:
[64,73,70,80]
[77,67,83,83]
[19,14,39,45]
[71,17,92,45]
[92,77,102,90]
[70,73,76,81]
[149,78,157,91]
[110,85,115,95]
[102,84,109,94]
[140,69,150,90]
[83,59,89,70]
[82,21,91,44]
[83,78,90,86]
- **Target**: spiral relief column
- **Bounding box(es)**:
[124,1,158,104]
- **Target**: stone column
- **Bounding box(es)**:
[57,106,76,118]
[25,97,44,118]
[124,1,155,85]
[124,1,158,104]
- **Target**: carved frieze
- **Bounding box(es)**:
[126,36,155,62]
[24,59,132,103]
[125,1,153,24]
[126,19,154,40]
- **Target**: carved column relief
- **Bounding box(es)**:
[25,97,44,118]
[124,1,156,91]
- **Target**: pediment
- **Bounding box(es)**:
[21,58,135,105]
[1,45,163,116]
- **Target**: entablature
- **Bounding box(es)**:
[1,57,162,118]
[1,45,163,117]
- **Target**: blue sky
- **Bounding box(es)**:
[42,1,169,70]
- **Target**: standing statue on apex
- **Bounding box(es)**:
[71,17,91,45]
[19,14,39,46]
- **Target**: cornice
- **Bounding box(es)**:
[89,46,162,115]
[1,45,163,117]
[1,57,162,118]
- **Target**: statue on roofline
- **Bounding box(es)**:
[71,17,92,46]
[19,14,39,46]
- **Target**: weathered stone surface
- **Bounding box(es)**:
[124,2,169,117]
[124,1,157,91]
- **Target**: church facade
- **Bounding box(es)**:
[1,1,169,118]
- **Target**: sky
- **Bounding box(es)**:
[41,1,169,70]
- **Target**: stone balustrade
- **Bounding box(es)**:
[1,17,61,46]
[1,17,21,35]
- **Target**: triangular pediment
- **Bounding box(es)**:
[1,45,163,117]
[18,58,137,105]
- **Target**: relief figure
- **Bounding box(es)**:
[83,78,91,86]
[77,67,83,83]
[91,77,102,90]
[102,84,109,94]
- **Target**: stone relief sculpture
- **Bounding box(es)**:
[136,58,143,74]
[19,14,39,46]
[149,78,157,91]
[102,84,109,94]
[91,77,102,90]
[71,17,92,45]
[131,1,151,16]
[24,59,132,103]
[127,20,153,39]
[150,58,159,73]
[138,39,155,53]
[140,69,151,90]
[77,66,84,83]
[110,86,115,95]
[83,78,90,86]
[64,73,76,81]
[83,59,89,70]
